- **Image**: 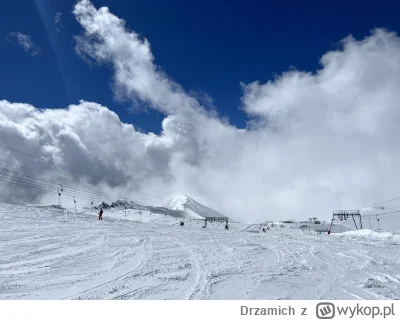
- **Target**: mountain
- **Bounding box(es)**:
[166,194,227,220]
[90,194,228,221]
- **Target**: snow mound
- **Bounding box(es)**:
[167,194,228,220]
[26,204,64,210]
[333,229,400,241]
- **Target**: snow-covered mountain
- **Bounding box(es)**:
[166,194,227,219]
[91,194,229,220]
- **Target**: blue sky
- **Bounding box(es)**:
[1,0,400,134]
[2,0,400,221]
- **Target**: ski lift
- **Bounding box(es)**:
[57,184,63,206]
[57,190,61,206]
[376,214,381,229]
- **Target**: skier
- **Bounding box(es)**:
[98,208,103,221]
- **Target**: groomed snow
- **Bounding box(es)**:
[1,203,400,300]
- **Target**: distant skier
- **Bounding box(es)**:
[98,208,103,221]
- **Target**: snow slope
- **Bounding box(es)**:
[333,229,400,241]
[1,202,400,300]
[91,194,229,221]
[166,194,227,220]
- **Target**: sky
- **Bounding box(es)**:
[1,0,400,223]
[2,0,400,133]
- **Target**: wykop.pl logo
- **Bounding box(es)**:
[316,302,335,319]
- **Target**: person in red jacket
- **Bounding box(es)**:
[98,208,103,220]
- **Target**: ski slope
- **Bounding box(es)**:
[1,203,400,300]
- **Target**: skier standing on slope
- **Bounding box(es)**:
[98,208,103,221]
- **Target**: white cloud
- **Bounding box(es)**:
[1,0,400,223]
[54,12,64,33]
[7,32,41,56]
[73,0,204,117]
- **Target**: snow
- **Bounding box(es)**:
[333,229,400,241]
[86,194,229,222]
[1,202,400,300]
[166,194,227,220]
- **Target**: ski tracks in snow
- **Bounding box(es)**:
[1,204,400,299]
